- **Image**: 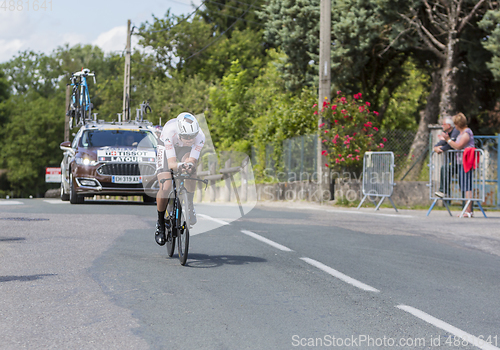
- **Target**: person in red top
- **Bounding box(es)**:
[438,113,475,217]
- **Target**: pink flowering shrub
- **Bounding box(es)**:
[317,92,383,168]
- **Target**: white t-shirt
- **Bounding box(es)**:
[159,119,205,160]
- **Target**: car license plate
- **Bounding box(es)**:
[112,176,142,184]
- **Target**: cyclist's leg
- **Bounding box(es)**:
[180,152,198,225]
[155,145,173,245]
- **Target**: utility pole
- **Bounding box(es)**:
[65,84,70,141]
[122,19,131,121]
[317,0,331,203]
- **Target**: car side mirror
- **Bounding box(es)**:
[60,141,75,155]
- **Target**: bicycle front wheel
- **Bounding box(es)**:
[166,215,175,258]
[177,191,190,265]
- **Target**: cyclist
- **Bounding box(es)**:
[155,112,205,246]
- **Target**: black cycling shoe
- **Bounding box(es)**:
[155,222,166,246]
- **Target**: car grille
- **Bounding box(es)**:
[97,163,156,176]
[102,183,144,189]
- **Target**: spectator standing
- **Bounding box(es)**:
[438,113,475,217]
[434,117,460,198]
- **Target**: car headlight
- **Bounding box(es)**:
[75,157,99,166]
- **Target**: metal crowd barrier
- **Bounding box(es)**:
[357,151,397,211]
[427,149,486,218]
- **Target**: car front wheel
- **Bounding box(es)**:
[69,172,84,204]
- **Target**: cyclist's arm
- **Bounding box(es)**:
[167,157,180,172]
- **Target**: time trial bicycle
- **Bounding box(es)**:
[67,68,96,129]
[160,166,207,266]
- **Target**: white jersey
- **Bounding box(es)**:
[158,118,205,160]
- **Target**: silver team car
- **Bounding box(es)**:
[59,121,158,204]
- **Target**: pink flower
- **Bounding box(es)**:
[321,150,328,156]
[346,145,350,149]
[338,154,342,157]
[319,123,325,128]
[337,90,342,95]
[353,132,357,136]
[373,127,379,131]
[323,101,329,107]
[340,97,347,104]
[354,93,360,99]
[383,137,387,142]
[379,143,384,148]
[313,104,318,108]
[373,111,379,116]
[335,158,340,163]
[322,139,327,143]
[366,101,370,106]
[314,111,318,115]
[356,155,360,161]
[332,104,337,110]
[325,163,329,167]
[355,149,360,153]
[324,130,329,133]
[359,106,365,112]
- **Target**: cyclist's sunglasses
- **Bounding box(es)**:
[180,133,197,140]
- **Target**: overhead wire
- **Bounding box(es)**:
[184,0,256,61]
[134,0,207,35]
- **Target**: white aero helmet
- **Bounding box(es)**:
[176,112,200,139]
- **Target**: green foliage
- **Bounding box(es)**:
[479,10,500,80]
[0,92,64,196]
[208,60,254,153]
[319,92,383,169]
[149,71,212,125]
[199,0,267,35]
[380,59,430,131]
[138,12,268,81]
[259,0,320,91]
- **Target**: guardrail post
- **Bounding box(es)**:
[209,160,217,202]
[241,157,248,202]
[224,159,231,202]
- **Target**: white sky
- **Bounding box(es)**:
[0,0,202,63]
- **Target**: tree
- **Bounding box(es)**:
[0,92,64,197]
[259,0,320,91]
[381,0,499,178]
[138,11,267,81]
[199,0,267,35]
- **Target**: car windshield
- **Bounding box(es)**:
[80,129,157,148]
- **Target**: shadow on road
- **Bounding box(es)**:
[76,200,155,206]
[0,274,56,283]
[185,254,266,268]
[0,237,26,242]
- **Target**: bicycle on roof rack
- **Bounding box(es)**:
[67,68,96,129]
[160,166,208,266]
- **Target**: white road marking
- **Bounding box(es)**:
[300,257,380,293]
[326,209,413,218]
[281,205,413,218]
[43,199,68,204]
[397,305,500,350]
[0,201,24,205]
[241,230,294,252]
[197,214,230,226]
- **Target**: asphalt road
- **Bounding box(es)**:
[0,198,499,350]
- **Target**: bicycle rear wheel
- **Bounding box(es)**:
[177,192,190,265]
